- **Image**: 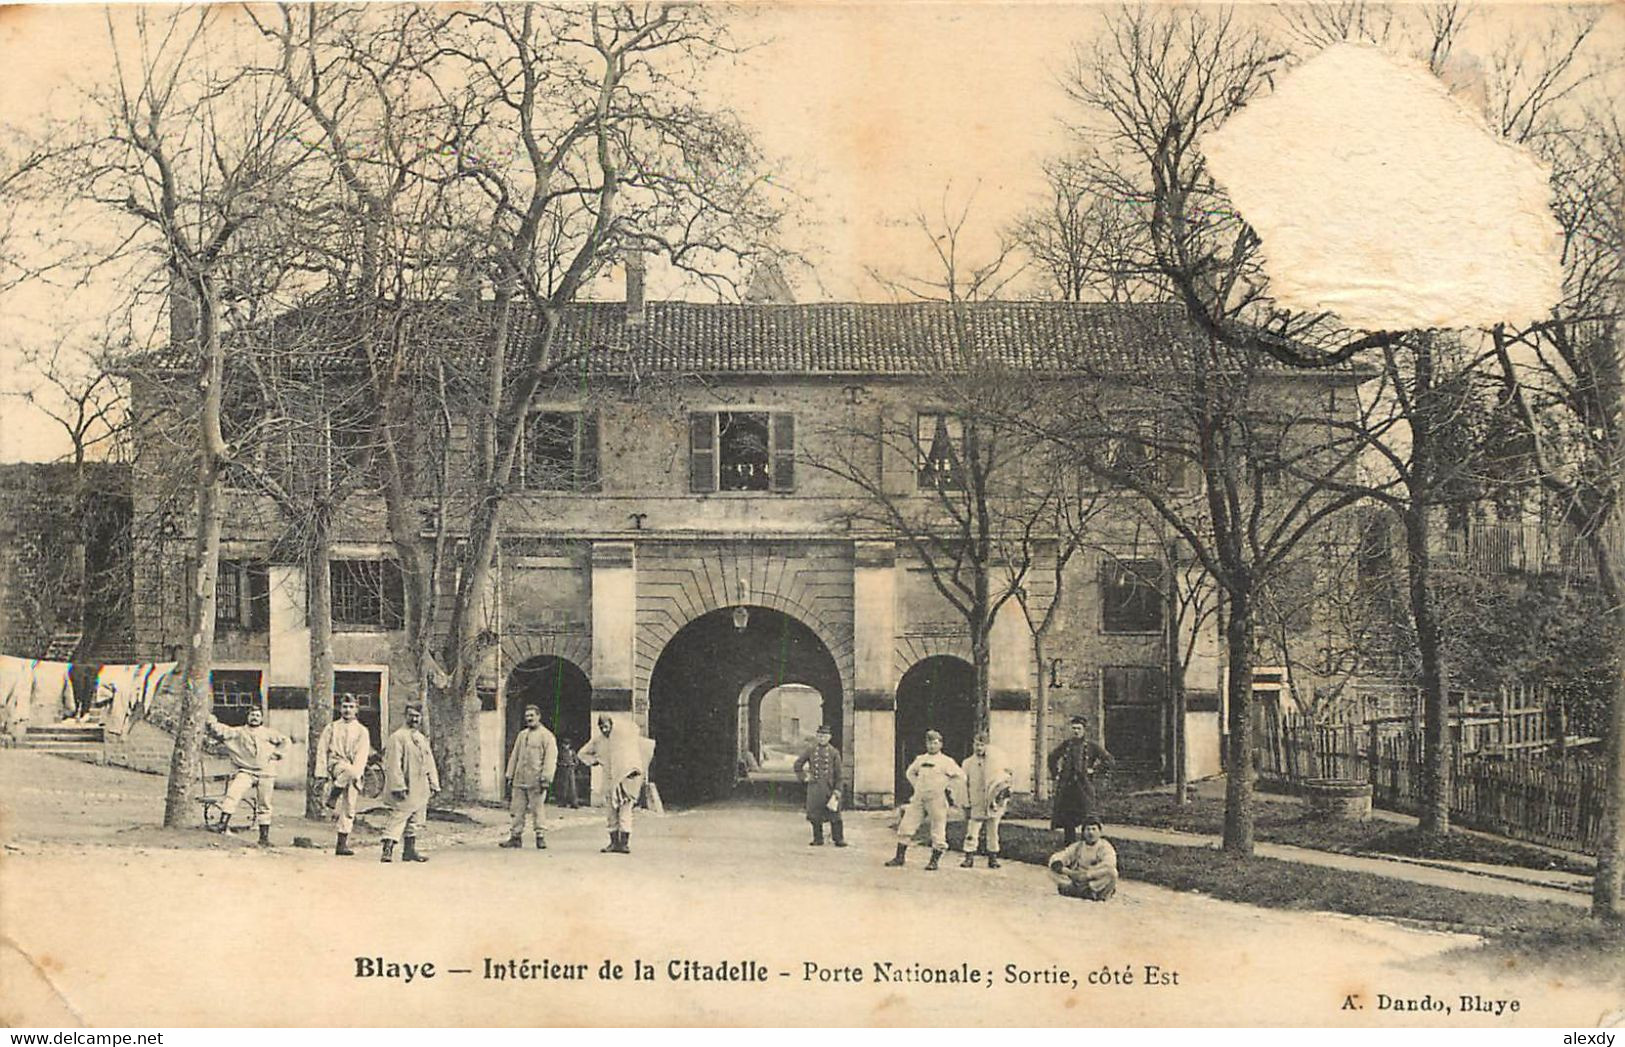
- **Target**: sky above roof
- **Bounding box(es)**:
[0,3,1617,462]
[0,2,1101,461]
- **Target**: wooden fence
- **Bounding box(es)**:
[1259,717,1604,854]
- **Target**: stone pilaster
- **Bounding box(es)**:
[852,540,897,806]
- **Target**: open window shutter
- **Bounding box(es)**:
[249,564,271,630]
[688,413,716,493]
[382,560,406,630]
[880,409,913,496]
[579,412,601,492]
[770,412,795,492]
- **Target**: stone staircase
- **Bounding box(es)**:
[16,723,107,764]
[43,630,84,662]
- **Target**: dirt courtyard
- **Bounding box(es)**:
[2,751,1620,1027]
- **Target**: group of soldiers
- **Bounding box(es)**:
[791,713,1118,901]
[204,699,647,863]
[202,701,1119,900]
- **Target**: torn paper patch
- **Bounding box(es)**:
[1203,43,1563,332]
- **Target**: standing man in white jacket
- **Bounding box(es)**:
[381,705,439,864]
[576,714,646,854]
[885,729,963,871]
[960,731,1013,869]
[502,705,559,851]
[315,697,371,857]
[207,706,289,846]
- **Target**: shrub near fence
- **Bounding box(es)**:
[1260,718,1603,855]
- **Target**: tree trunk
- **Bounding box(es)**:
[305,520,334,820]
[160,289,226,829]
[971,622,992,739]
[1168,600,1189,806]
[1222,587,1255,854]
[1405,507,1451,838]
[1032,630,1048,799]
[1588,527,1624,920]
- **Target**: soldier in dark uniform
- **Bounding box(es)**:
[792,724,846,846]
[1048,715,1114,844]
[555,742,581,808]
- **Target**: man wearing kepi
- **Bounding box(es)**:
[314,696,371,856]
[502,704,558,851]
[885,729,963,870]
[1049,818,1119,901]
[793,724,845,847]
[960,731,1013,868]
[577,714,645,854]
[381,705,439,864]
[1049,714,1115,844]
[206,705,288,847]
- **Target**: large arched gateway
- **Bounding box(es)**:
[647,605,842,806]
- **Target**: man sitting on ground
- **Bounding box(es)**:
[1048,818,1118,901]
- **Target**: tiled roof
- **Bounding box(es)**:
[127,299,1338,380]
[519,300,1208,377]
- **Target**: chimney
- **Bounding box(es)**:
[625,251,645,326]
[169,268,198,350]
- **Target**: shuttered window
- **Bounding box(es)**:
[689,411,795,493]
[521,411,600,492]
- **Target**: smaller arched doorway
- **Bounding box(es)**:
[506,656,593,802]
[894,655,976,801]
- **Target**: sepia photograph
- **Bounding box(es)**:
[0,0,1621,1031]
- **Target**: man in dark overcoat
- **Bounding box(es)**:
[792,724,846,847]
[1048,715,1115,844]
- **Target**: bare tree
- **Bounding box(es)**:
[74,7,311,827]
[1490,108,1623,919]
[410,4,785,797]
[807,199,1037,737]
[1011,156,1157,303]
[1021,323,1368,853]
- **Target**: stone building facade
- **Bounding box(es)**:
[0,461,133,666]
[128,300,1360,807]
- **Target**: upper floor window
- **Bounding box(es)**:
[689,411,794,493]
[331,559,406,630]
[215,560,270,630]
[327,411,382,491]
[1109,416,1193,491]
[917,412,964,490]
[1101,558,1165,634]
[521,411,600,492]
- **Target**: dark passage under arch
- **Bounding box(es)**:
[505,655,593,801]
[648,605,842,807]
[894,655,975,802]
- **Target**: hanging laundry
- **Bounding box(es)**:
[0,656,74,733]
[96,663,146,735]
[34,660,75,723]
[0,655,29,736]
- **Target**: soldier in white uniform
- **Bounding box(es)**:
[207,706,288,847]
[502,705,559,851]
[314,696,371,857]
[576,714,646,854]
[960,731,1013,868]
[380,705,439,864]
[885,729,963,870]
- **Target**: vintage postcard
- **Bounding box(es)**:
[0,0,1622,1030]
